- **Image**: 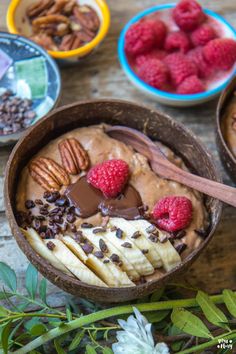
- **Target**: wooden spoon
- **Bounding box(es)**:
[106,125,236,207]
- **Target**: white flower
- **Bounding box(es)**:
[112,307,170,354]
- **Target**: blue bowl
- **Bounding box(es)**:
[0,32,61,146]
[118,4,236,107]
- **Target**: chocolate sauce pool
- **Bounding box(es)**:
[65,176,143,219]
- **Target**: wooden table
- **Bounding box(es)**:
[0,0,236,303]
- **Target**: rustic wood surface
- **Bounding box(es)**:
[0,0,236,305]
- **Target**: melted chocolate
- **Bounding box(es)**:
[65,176,143,220]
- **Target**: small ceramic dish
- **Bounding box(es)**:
[7,0,110,64]
[5,99,222,302]
[216,76,236,183]
[118,4,236,107]
[0,32,61,146]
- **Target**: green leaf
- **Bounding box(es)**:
[223,289,236,318]
[30,323,47,336]
[54,339,66,354]
[39,278,47,304]
[171,308,212,339]
[102,348,113,354]
[1,320,12,354]
[0,292,13,300]
[145,310,169,323]
[66,307,72,322]
[86,345,97,354]
[25,264,38,299]
[171,340,184,352]
[196,291,228,329]
[0,306,9,317]
[0,263,17,292]
[150,288,165,302]
[68,330,85,351]
[24,317,41,331]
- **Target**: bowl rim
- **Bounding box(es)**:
[118,3,236,102]
[4,99,222,298]
[216,75,236,164]
[0,31,61,143]
[7,0,110,59]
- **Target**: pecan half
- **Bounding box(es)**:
[32,14,70,36]
[47,0,73,15]
[29,157,70,191]
[59,138,89,175]
[26,0,54,19]
[73,5,100,33]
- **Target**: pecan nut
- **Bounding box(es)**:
[29,157,70,191]
[26,0,54,19]
[32,14,70,36]
[59,33,82,50]
[59,138,90,175]
[73,5,100,33]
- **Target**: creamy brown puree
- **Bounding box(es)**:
[17,125,208,256]
[221,91,236,157]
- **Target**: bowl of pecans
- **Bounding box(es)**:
[7,0,110,63]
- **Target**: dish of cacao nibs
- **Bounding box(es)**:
[0,90,36,135]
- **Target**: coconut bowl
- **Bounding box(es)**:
[5,99,222,302]
[216,76,236,184]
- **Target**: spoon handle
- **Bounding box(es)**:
[151,155,236,207]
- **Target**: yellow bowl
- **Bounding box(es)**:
[7,0,110,63]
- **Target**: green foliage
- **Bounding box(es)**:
[0,262,17,292]
[171,308,212,338]
[1,261,236,354]
[196,290,229,329]
[25,264,38,299]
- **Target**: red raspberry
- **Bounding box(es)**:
[177,75,205,94]
[164,31,191,53]
[137,58,169,90]
[190,24,217,46]
[153,196,193,232]
[187,47,214,78]
[203,38,236,70]
[125,21,155,56]
[87,159,129,198]
[173,0,204,31]
[135,49,167,66]
[146,19,167,48]
[164,53,197,86]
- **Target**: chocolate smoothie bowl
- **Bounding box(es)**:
[217,76,236,183]
[5,100,222,302]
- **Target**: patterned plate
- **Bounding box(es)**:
[0,32,61,146]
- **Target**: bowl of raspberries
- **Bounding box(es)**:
[118,0,236,106]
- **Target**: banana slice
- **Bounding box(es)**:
[101,226,154,276]
[80,228,139,281]
[21,228,71,275]
[131,219,181,272]
[62,236,88,263]
[43,239,106,287]
[109,218,162,268]
[63,235,134,287]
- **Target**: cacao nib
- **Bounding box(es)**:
[25,200,35,209]
[99,239,108,253]
[115,228,123,239]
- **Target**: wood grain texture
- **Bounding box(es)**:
[0,0,236,301]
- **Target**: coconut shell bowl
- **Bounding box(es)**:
[5,100,222,302]
[217,76,236,184]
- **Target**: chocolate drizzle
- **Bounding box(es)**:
[65,176,144,220]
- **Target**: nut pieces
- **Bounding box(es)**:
[27,0,100,52]
[59,137,90,174]
[29,157,70,191]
